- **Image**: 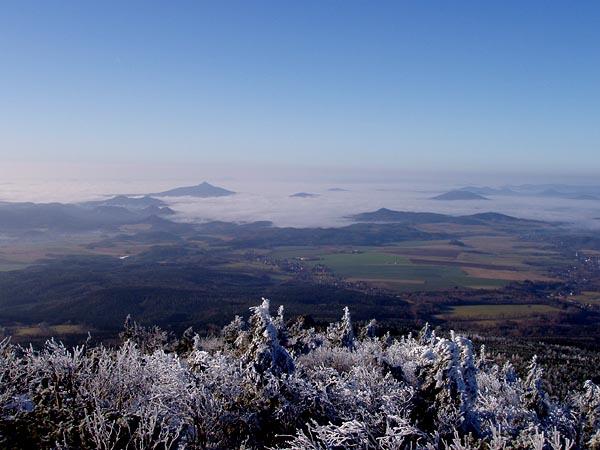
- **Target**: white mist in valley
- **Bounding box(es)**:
[2,174,600,229]
[167,182,600,229]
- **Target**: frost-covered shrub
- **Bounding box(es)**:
[120,314,173,354]
[359,319,378,340]
[245,298,295,377]
[287,315,323,356]
[222,314,249,351]
[0,338,24,417]
[327,306,356,351]
[571,380,600,448]
[1,300,599,449]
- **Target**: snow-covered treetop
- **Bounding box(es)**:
[1,299,598,449]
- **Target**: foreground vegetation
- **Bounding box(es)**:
[1,300,599,449]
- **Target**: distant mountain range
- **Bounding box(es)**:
[351,209,450,224]
[460,186,518,196]
[149,182,235,198]
[82,195,167,209]
[0,197,180,236]
[431,190,489,201]
[142,205,176,215]
[460,184,600,199]
[0,183,237,237]
[571,194,599,201]
[290,192,319,198]
[351,208,528,225]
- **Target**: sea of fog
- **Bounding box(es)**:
[1,178,600,229]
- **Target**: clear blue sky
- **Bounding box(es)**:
[1,1,599,176]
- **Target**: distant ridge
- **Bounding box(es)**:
[92,195,166,209]
[431,190,489,201]
[539,188,565,198]
[467,212,521,222]
[460,184,600,198]
[461,186,517,196]
[571,194,599,200]
[351,208,450,223]
[290,192,319,198]
[351,208,530,225]
[142,205,176,216]
[150,182,235,198]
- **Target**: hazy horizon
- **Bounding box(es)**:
[2,2,600,228]
[2,170,600,229]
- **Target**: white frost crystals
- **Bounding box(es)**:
[0,300,599,449]
[243,298,295,376]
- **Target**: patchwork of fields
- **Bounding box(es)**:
[267,232,564,292]
[436,304,562,322]
[1,215,591,345]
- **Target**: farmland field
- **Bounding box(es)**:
[0,209,594,346]
[267,235,563,291]
[9,324,91,338]
[437,304,562,321]
[312,253,505,289]
[568,291,600,305]
[0,262,29,272]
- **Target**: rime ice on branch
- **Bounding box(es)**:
[0,300,599,449]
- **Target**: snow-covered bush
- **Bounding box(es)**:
[0,300,598,449]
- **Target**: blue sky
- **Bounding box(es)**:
[1,1,599,177]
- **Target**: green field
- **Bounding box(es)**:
[0,263,29,272]
[266,241,557,291]
[268,246,324,260]
[438,304,562,321]
[318,252,411,268]
[569,292,600,305]
[264,230,568,293]
[11,324,90,338]
[268,241,455,260]
[388,240,450,248]
[301,251,506,290]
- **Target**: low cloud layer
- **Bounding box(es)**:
[167,185,600,229]
[2,179,600,229]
